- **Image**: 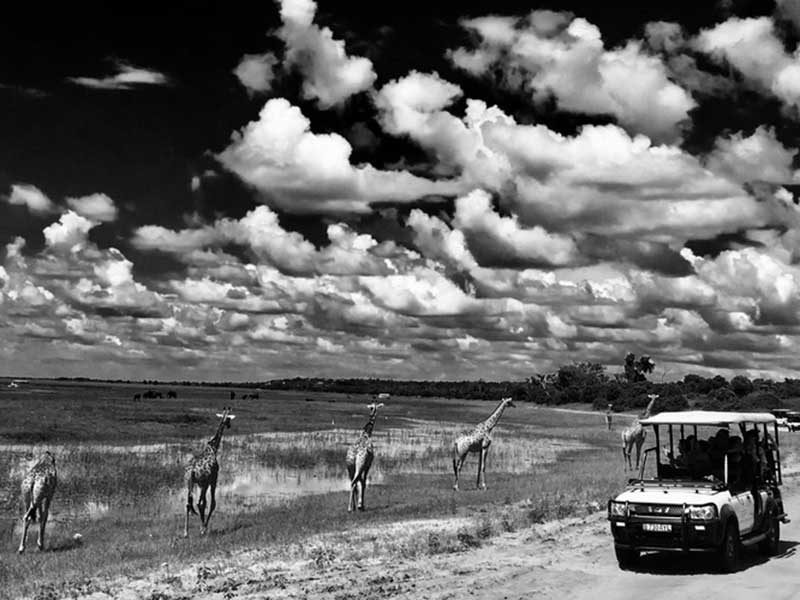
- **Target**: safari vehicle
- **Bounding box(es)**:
[770,408,791,429]
[608,411,788,572]
[786,412,800,432]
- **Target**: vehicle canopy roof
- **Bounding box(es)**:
[639,410,776,426]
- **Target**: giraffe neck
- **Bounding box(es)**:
[208,419,228,453]
[362,411,378,436]
[642,398,656,418]
[481,399,509,432]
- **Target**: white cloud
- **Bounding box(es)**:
[68,62,170,90]
[694,17,800,111]
[706,126,799,184]
[233,52,279,95]
[5,184,56,215]
[217,98,464,213]
[450,12,696,142]
[453,189,580,267]
[43,211,97,251]
[66,193,118,222]
[276,0,376,107]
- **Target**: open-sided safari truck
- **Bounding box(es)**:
[608,411,788,572]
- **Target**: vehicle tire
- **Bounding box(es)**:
[718,521,740,573]
[759,514,780,556]
[615,545,639,570]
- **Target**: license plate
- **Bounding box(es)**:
[643,523,672,532]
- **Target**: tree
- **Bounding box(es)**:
[623,353,655,382]
[730,375,754,397]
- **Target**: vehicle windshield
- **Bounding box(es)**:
[637,421,781,491]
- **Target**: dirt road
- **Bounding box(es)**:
[64,478,800,600]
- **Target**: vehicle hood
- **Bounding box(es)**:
[613,485,723,506]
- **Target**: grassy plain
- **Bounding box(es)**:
[2,379,798,599]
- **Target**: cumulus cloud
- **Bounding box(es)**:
[694,17,800,111]
[453,189,580,268]
[66,193,118,222]
[233,52,279,95]
[133,205,417,276]
[276,0,377,107]
[449,12,696,142]
[68,61,170,90]
[5,184,56,215]
[705,126,799,185]
[217,98,464,213]
[43,211,97,251]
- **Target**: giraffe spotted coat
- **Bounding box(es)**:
[452,397,515,491]
[18,451,57,553]
[346,402,383,512]
[184,408,235,537]
[621,395,658,471]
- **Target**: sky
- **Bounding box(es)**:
[2,0,800,382]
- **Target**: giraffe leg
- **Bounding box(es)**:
[347,464,356,512]
[18,509,33,554]
[204,482,217,534]
[198,486,208,535]
[476,448,485,489]
[358,472,368,511]
[480,447,489,490]
[348,481,356,512]
[37,500,50,551]
[453,453,466,491]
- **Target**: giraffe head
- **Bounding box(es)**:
[502,396,516,408]
[367,402,385,414]
[215,407,236,428]
[43,451,55,464]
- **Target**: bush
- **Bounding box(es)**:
[730,375,754,397]
[653,395,689,413]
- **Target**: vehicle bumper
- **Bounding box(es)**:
[609,517,723,551]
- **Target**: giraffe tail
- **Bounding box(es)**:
[24,503,37,523]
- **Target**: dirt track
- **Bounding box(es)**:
[63,478,800,600]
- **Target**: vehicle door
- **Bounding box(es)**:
[731,491,756,534]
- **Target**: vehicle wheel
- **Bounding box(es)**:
[759,515,780,556]
[718,521,740,573]
[615,546,639,570]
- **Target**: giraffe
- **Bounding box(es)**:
[346,402,384,512]
[184,408,235,537]
[452,397,515,491]
[621,394,659,471]
[605,403,614,431]
[18,451,57,554]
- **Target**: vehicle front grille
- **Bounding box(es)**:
[628,503,683,517]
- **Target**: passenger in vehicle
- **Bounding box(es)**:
[727,436,745,491]
[743,429,762,485]
[687,437,712,479]
[708,429,729,480]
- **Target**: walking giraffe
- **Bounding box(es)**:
[184,408,235,537]
[18,451,57,553]
[346,402,384,512]
[452,397,515,491]
[621,394,659,471]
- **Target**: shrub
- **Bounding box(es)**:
[730,375,754,397]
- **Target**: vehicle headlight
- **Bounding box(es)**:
[609,501,627,517]
[686,504,717,520]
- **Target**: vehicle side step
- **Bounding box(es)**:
[740,532,768,547]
